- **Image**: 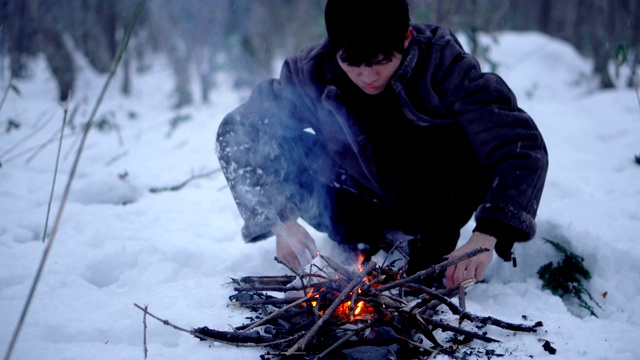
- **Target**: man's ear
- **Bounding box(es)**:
[404,27,414,48]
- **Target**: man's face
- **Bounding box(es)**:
[337,52,403,95]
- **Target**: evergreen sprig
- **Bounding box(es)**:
[537,238,603,317]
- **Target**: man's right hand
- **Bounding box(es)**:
[273,219,319,270]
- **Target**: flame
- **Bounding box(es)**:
[301,255,376,322]
[306,286,374,322]
[357,253,365,272]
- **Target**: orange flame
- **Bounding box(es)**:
[357,253,365,272]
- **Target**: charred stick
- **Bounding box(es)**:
[240,296,311,332]
[461,312,543,333]
[402,338,438,355]
[419,315,500,343]
[316,321,376,358]
[410,283,542,333]
[234,275,297,287]
[372,247,489,294]
[230,297,308,307]
[134,303,290,347]
[441,279,542,334]
[194,326,277,344]
[406,310,444,348]
[360,274,383,293]
[349,284,359,319]
[301,272,332,281]
[286,260,378,355]
[234,307,314,332]
[411,283,463,316]
[233,284,304,293]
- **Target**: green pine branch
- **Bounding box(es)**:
[537,238,602,317]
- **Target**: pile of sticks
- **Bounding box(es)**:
[189,247,543,359]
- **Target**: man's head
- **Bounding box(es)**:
[325,0,410,66]
[325,0,412,95]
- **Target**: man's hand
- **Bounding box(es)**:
[444,232,496,288]
[273,219,319,270]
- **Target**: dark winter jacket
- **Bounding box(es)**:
[216,24,548,259]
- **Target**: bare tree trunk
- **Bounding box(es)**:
[591,0,615,88]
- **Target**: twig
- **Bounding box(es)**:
[372,247,489,293]
[148,169,221,193]
[413,282,542,333]
[320,254,358,279]
[3,4,145,359]
[134,303,302,348]
[421,315,500,344]
[460,311,543,333]
[286,260,377,354]
[42,95,71,243]
[0,114,53,160]
[274,256,302,277]
[402,338,437,355]
[104,150,129,166]
[274,256,307,296]
[0,129,78,165]
[230,297,307,307]
[349,284,360,319]
[133,303,193,335]
[239,296,309,332]
[0,75,14,115]
[143,304,148,360]
[233,284,304,293]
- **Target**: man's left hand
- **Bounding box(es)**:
[444,232,496,288]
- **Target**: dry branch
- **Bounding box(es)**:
[137,249,544,359]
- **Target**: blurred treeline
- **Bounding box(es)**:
[1,0,638,107]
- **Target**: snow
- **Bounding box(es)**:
[1,31,640,359]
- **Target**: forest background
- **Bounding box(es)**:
[2,0,639,107]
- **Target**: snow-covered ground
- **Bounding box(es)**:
[1,31,639,359]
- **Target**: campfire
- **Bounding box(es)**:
[188,247,544,359]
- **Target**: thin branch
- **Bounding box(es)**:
[420,315,499,343]
[2,3,145,359]
[42,95,71,243]
[274,256,307,297]
[135,303,283,347]
[0,114,54,159]
[133,303,194,334]
[143,304,148,360]
[148,169,221,193]
[372,247,489,293]
[0,129,78,165]
[239,296,309,332]
[319,254,358,279]
[0,75,14,115]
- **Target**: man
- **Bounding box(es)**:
[216,0,548,288]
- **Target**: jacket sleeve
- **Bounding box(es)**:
[432,29,549,260]
[216,59,310,243]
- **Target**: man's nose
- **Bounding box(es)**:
[359,66,377,82]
